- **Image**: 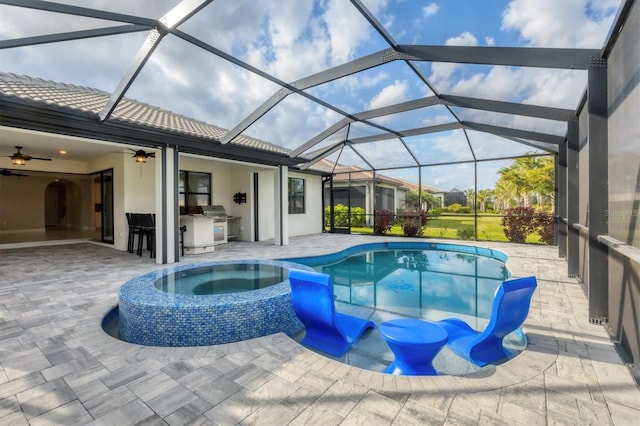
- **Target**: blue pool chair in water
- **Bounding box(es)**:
[435,275,537,367]
[288,269,375,357]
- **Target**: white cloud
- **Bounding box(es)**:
[367,80,409,109]
[485,36,495,46]
[501,0,621,48]
[429,31,479,87]
[446,31,478,46]
[422,3,439,18]
[324,0,376,64]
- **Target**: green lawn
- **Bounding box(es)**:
[345,214,547,244]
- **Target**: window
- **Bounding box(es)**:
[288,177,305,214]
[375,186,394,211]
[179,171,211,214]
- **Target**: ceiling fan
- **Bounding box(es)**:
[1,168,29,177]
[3,146,52,165]
[128,148,155,163]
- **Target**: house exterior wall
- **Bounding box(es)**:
[606,0,640,365]
[288,171,323,237]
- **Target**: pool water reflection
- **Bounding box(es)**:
[285,242,523,375]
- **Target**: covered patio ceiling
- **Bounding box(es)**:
[0,0,625,177]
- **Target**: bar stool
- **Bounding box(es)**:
[125,213,141,254]
[135,213,155,258]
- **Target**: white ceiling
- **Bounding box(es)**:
[0,126,142,163]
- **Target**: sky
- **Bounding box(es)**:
[0,0,623,191]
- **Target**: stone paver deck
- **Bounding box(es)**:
[1,234,639,425]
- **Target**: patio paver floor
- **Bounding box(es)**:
[1,233,639,425]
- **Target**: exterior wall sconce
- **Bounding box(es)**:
[233,192,247,204]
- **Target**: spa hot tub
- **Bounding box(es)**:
[118,259,311,347]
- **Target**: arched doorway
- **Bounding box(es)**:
[44,179,81,231]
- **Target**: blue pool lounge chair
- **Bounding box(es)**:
[288,269,375,357]
[436,275,537,366]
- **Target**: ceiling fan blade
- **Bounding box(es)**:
[29,157,53,161]
[0,169,28,177]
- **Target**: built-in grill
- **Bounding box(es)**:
[201,205,227,222]
[202,205,228,244]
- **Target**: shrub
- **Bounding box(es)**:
[429,208,442,216]
[398,209,427,237]
[324,204,366,227]
[457,226,475,240]
[374,210,395,235]
[535,211,555,245]
[502,206,537,243]
[457,206,472,214]
[447,203,464,213]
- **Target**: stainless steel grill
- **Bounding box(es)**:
[201,205,227,222]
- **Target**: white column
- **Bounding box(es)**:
[155,146,178,264]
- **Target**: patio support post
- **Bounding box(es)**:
[157,145,178,264]
[567,121,580,277]
[274,165,289,246]
[557,140,568,258]
[587,59,609,323]
[173,146,180,261]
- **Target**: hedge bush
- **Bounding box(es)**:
[374,210,395,235]
[324,204,365,227]
[398,209,427,237]
[502,206,559,243]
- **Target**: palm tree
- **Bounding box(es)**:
[477,189,493,212]
[464,188,475,210]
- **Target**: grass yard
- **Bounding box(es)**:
[347,214,546,244]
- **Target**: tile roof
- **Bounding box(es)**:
[0,72,290,155]
[313,158,447,192]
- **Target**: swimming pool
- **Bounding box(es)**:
[110,241,526,374]
[284,241,525,374]
[285,241,509,320]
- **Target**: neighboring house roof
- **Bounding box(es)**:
[392,177,446,194]
[0,72,290,155]
[315,158,447,193]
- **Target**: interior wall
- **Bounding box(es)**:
[0,173,93,235]
[123,157,156,215]
[606,0,640,365]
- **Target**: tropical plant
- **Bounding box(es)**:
[398,209,427,237]
[464,188,475,211]
[404,189,441,210]
[502,206,537,243]
[324,204,366,227]
[374,209,395,235]
[477,189,494,212]
[447,203,464,213]
[495,155,555,211]
[535,211,555,245]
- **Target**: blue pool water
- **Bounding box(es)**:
[286,241,509,321]
[284,242,525,375]
[155,263,288,295]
